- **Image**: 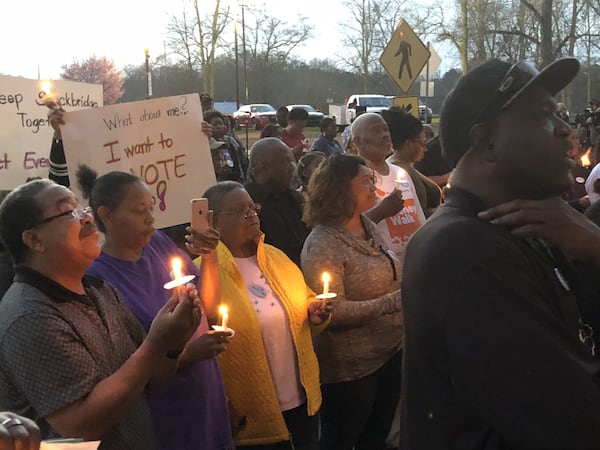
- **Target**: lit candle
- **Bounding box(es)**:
[219,305,229,330]
[322,272,330,296]
[172,257,183,281]
[40,80,58,105]
[316,272,336,300]
[163,256,195,289]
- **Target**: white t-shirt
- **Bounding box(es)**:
[373,162,427,260]
[234,255,304,411]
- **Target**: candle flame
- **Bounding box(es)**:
[219,305,229,329]
[40,80,52,95]
[580,148,592,168]
[322,272,330,296]
[171,257,183,280]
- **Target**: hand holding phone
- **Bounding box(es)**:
[191,198,210,232]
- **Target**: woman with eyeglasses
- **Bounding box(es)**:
[75,167,234,450]
[195,181,332,450]
[381,107,442,218]
[300,154,403,450]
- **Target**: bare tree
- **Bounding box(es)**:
[166,0,231,96]
[244,6,313,101]
[339,0,418,93]
[578,0,600,102]
[166,8,199,91]
[340,0,377,93]
[432,0,598,74]
[430,0,470,74]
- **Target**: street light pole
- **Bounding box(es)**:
[234,20,240,110]
[144,48,153,99]
[241,3,249,148]
[241,4,248,105]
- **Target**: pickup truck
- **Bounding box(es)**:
[328,94,391,128]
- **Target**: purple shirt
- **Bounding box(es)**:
[88,231,233,450]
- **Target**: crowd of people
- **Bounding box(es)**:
[2,56,600,450]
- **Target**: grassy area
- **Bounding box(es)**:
[232,127,322,150]
[430,117,440,135]
[233,122,439,151]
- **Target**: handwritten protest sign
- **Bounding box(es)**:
[0,75,103,189]
[62,94,215,229]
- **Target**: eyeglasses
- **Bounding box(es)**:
[34,206,93,227]
[215,203,262,219]
[474,60,539,125]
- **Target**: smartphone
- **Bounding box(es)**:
[191,198,209,232]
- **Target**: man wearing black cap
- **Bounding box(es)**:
[400,58,600,449]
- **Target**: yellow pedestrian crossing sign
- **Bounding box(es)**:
[391,96,419,120]
[380,20,431,94]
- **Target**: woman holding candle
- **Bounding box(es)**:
[301,154,403,450]
[76,167,234,450]
[196,181,332,450]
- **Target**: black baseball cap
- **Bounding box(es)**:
[440,58,580,168]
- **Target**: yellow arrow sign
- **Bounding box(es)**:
[380,20,431,94]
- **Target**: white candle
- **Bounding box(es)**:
[219,305,229,330]
[40,80,57,104]
[322,272,330,296]
[163,256,195,290]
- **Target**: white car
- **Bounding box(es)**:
[419,104,433,123]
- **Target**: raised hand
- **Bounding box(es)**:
[478,197,600,263]
[147,284,203,355]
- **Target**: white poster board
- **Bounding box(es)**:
[62,94,215,229]
[0,76,103,189]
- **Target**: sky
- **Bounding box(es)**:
[1,0,457,81]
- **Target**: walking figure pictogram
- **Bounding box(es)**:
[394,32,412,80]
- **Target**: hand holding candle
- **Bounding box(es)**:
[40,80,58,106]
[163,257,196,290]
[316,272,337,300]
[212,304,235,336]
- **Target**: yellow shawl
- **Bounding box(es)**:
[194,236,323,446]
